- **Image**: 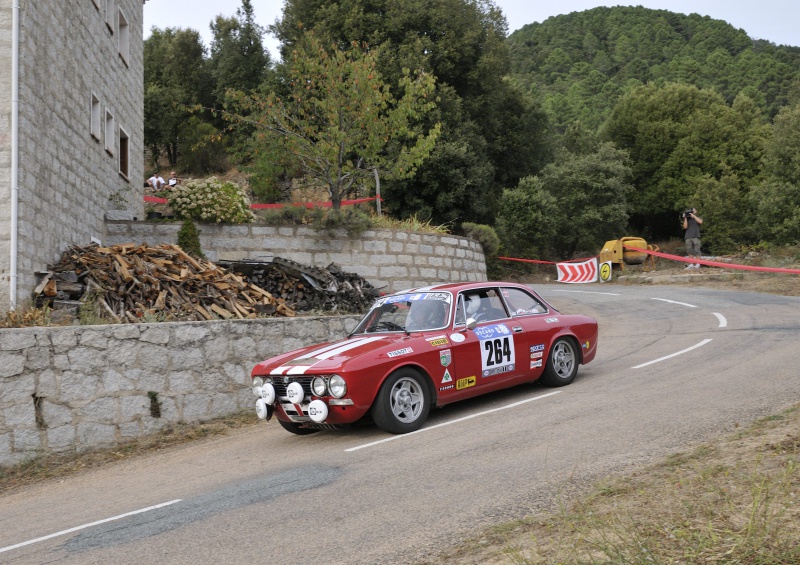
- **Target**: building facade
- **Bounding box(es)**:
[0,0,144,311]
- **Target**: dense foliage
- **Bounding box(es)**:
[222,34,441,210]
[144,2,800,256]
[168,177,255,223]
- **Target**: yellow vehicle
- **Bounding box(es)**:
[598,237,658,281]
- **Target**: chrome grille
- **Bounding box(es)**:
[269,375,314,400]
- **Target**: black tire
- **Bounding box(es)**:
[278,418,320,435]
[371,368,431,434]
[540,337,579,387]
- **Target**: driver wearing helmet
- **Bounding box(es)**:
[465,294,485,322]
[406,299,447,331]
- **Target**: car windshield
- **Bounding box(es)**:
[352,292,452,334]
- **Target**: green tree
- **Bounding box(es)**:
[691,172,751,253]
[603,83,768,239]
[497,143,632,260]
[209,0,271,102]
[750,103,800,245]
[143,28,213,168]
[223,34,441,210]
[272,0,550,224]
[496,176,559,260]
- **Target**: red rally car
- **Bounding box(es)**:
[250,282,598,435]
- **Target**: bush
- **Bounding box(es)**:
[461,222,500,256]
[259,205,308,225]
[178,218,204,258]
[168,177,255,224]
[309,207,373,237]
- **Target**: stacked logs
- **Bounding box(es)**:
[35,243,294,322]
[218,257,378,313]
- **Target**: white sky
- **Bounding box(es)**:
[143,1,800,61]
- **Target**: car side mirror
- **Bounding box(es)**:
[465,318,478,330]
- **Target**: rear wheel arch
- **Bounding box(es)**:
[539,335,580,387]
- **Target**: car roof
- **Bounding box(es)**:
[389,281,531,296]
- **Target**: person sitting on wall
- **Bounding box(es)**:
[148,171,166,192]
[167,171,181,188]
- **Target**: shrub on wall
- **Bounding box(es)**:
[178,218,204,258]
[461,222,500,257]
[168,177,255,224]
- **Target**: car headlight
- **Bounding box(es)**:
[252,376,264,396]
[311,376,327,397]
[328,374,347,398]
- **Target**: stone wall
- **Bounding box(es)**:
[0,315,361,467]
[0,0,144,311]
[105,222,488,293]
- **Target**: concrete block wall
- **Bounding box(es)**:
[0,0,144,311]
[0,315,361,467]
[104,222,488,292]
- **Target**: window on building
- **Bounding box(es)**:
[118,10,129,65]
[118,126,130,179]
[91,93,101,141]
[104,109,115,155]
[105,0,115,33]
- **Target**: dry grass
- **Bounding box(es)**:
[433,406,800,564]
[0,410,258,495]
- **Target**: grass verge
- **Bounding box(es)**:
[432,405,800,564]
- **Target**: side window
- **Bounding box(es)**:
[501,287,547,316]
[90,93,101,141]
[463,289,508,323]
[118,9,130,65]
[104,108,115,155]
[118,125,129,178]
[105,0,115,33]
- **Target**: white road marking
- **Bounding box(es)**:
[550,290,621,295]
[713,312,727,328]
[0,499,182,554]
[651,298,697,308]
[345,391,562,452]
[632,339,713,369]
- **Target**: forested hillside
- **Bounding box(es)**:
[144,2,800,259]
[508,6,800,130]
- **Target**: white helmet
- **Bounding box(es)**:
[466,295,481,315]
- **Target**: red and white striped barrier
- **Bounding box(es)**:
[556,258,598,283]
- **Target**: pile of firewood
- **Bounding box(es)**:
[35,243,294,322]
[218,257,379,313]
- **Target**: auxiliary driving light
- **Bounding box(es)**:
[255,398,269,420]
[308,399,328,423]
[286,382,304,404]
[259,383,276,404]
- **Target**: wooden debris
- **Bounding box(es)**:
[218,257,378,314]
[35,243,294,322]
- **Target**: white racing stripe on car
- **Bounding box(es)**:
[276,336,384,375]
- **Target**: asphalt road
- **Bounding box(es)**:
[1,285,799,564]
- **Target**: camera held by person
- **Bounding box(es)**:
[682,209,694,220]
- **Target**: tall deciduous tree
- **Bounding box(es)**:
[223,34,441,210]
[272,0,550,225]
